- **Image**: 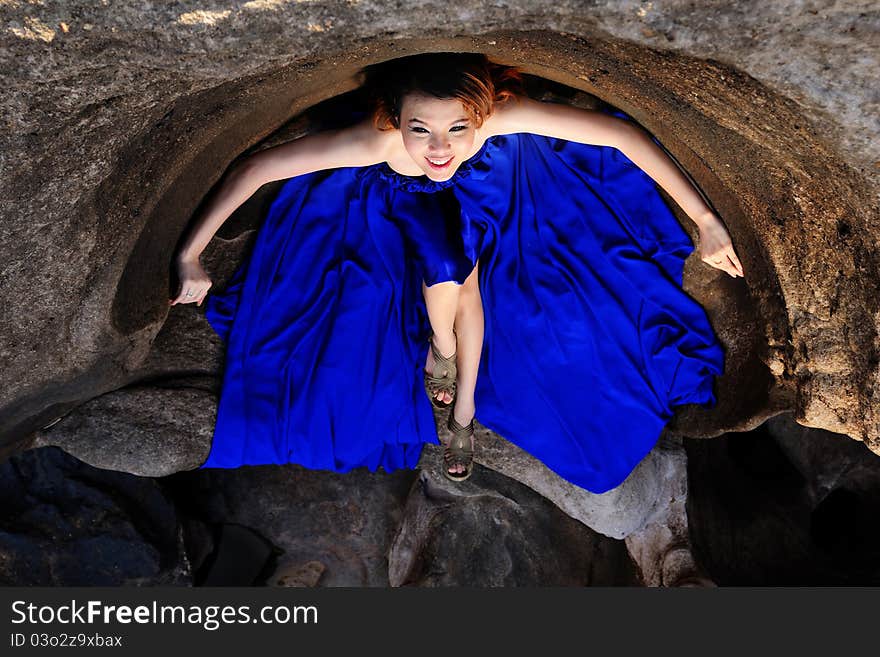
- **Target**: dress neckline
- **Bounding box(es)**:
[376,136,496,193]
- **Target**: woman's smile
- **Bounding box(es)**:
[426,155,454,170]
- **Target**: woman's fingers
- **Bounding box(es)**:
[722,257,739,278]
[170,288,192,305]
[697,215,745,279]
[170,285,209,306]
[170,258,212,305]
[720,247,744,278]
[728,250,744,277]
[703,249,744,278]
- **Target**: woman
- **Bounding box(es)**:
[171,53,742,492]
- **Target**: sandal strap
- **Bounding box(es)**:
[424,371,456,394]
[444,416,475,468]
[428,335,457,381]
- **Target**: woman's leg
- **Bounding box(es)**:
[423,264,482,475]
[422,280,460,406]
[451,261,482,431]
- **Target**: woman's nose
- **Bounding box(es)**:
[428,135,451,151]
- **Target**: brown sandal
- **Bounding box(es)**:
[443,413,475,482]
[423,334,457,410]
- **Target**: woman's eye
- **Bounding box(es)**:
[408,126,467,134]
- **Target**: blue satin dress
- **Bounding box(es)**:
[201,111,724,494]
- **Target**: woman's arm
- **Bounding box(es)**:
[171,121,390,305]
[490,97,714,223]
[176,121,385,263]
[489,97,744,278]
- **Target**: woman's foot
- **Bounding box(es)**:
[443,403,475,479]
[424,331,456,407]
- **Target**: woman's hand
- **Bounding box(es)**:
[170,255,212,306]
[696,212,744,278]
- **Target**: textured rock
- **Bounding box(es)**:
[426,414,683,540]
[388,467,639,586]
[590,1,880,193]
[162,456,640,586]
[0,446,190,586]
[622,435,712,587]
[32,384,215,476]
[161,462,417,586]
[421,415,710,584]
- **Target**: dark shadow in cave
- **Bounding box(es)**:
[810,487,880,570]
[686,412,880,585]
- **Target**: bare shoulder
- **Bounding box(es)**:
[334,117,396,167]
[480,96,525,138]
[246,117,393,183]
[483,95,633,148]
[481,95,552,136]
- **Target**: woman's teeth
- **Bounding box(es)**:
[426,156,453,169]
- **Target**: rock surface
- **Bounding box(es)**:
[6,412,880,586]
[423,411,693,541]
[388,467,639,586]
[162,461,417,587]
[162,454,639,586]
[622,435,712,587]
[0,446,190,586]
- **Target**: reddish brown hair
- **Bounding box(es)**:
[360,52,524,131]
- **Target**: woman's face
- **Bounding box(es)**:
[398,92,477,180]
